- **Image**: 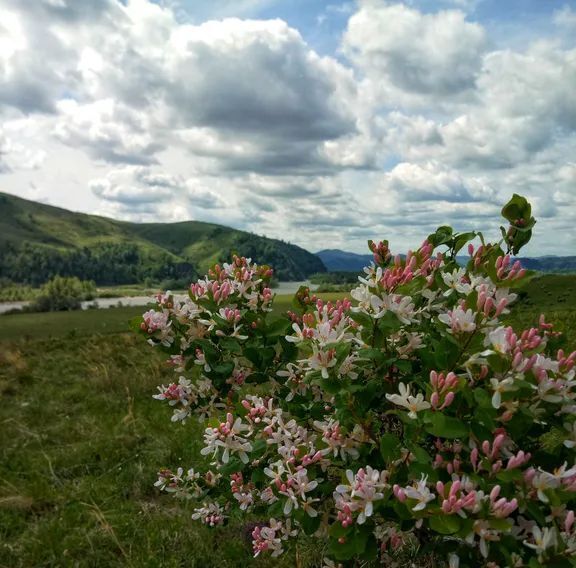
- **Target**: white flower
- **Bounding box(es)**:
[564,422,576,448]
[388,294,417,325]
[285,323,306,344]
[448,553,460,568]
[403,474,435,512]
[490,377,516,409]
[200,413,253,464]
[486,327,513,354]
[439,307,476,333]
[442,268,471,296]
[334,466,387,524]
[523,526,557,555]
[350,285,374,312]
[306,347,337,379]
[386,382,431,419]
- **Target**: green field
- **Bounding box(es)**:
[0,293,344,567]
[0,279,574,566]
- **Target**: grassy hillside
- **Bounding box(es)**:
[0,192,325,285]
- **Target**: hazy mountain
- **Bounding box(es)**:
[317,248,576,273]
[316,249,373,272]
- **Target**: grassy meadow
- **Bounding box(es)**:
[0,293,342,568]
[0,278,574,566]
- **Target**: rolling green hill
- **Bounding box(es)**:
[0,192,325,285]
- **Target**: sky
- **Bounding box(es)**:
[0,0,575,256]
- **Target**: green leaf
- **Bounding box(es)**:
[243,347,261,366]
[358,348,386,364]
[425,413,469,439]
[265,317,291,337]
[129,315,144,332]
[218,337,242,353]
[359,534,378,560]
[473,388,492,409]
[380,433,402,464]
[300,512,321,536]
[501,194,531,223]
[218,457,244,475]
[213,361,234,377]
[349,311,373,328]
[267,500,284,518]
[489,518,513,532]
[429,515,462,535]
[407,444,432,464]
[377,311,401,332]
[453,232,476,255]
[329,522,352,539]
[251,469,266,484]
[496,469,523,483]
[428,225,453,247]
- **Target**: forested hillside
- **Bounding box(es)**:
[0,192,325,285]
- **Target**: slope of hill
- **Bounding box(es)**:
[318,248,576,274]
[0,192,325,285]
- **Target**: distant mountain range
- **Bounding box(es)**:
[316,249,374,272]
[316,249,576,274]
[0,192,325,286]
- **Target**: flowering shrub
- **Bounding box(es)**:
[137,195,576,567]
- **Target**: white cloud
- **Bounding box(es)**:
[89,167,178,204]
[343,1,487,99]
[380,161,497,203]
[0,0,575,257]
[53,99,163,164]
[0,124,46,173]
[554,5,576,31]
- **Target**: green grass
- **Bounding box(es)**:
[0,334,328,567]
[505,274,576,345]
[0,306,148,341]
[0,292,347,566]
[0,281,573,567]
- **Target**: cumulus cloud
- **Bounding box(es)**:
[0,0,575,256]
[0,126,46,173]
[53,99,163,164]
[164,19,356,140]
[89,167,178,204]
[2,0,360,176]
[380,161,497,203]
[343,1,487,99]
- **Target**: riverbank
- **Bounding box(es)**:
[0,281,317,315]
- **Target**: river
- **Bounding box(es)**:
[0,281,317,315]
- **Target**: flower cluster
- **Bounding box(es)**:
[139,196,576,567]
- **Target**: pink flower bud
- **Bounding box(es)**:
[441,392,455,409]
[393,485,406,502]
[565,510,575,533]
[490,485,501,501]
[483,297,495,316]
